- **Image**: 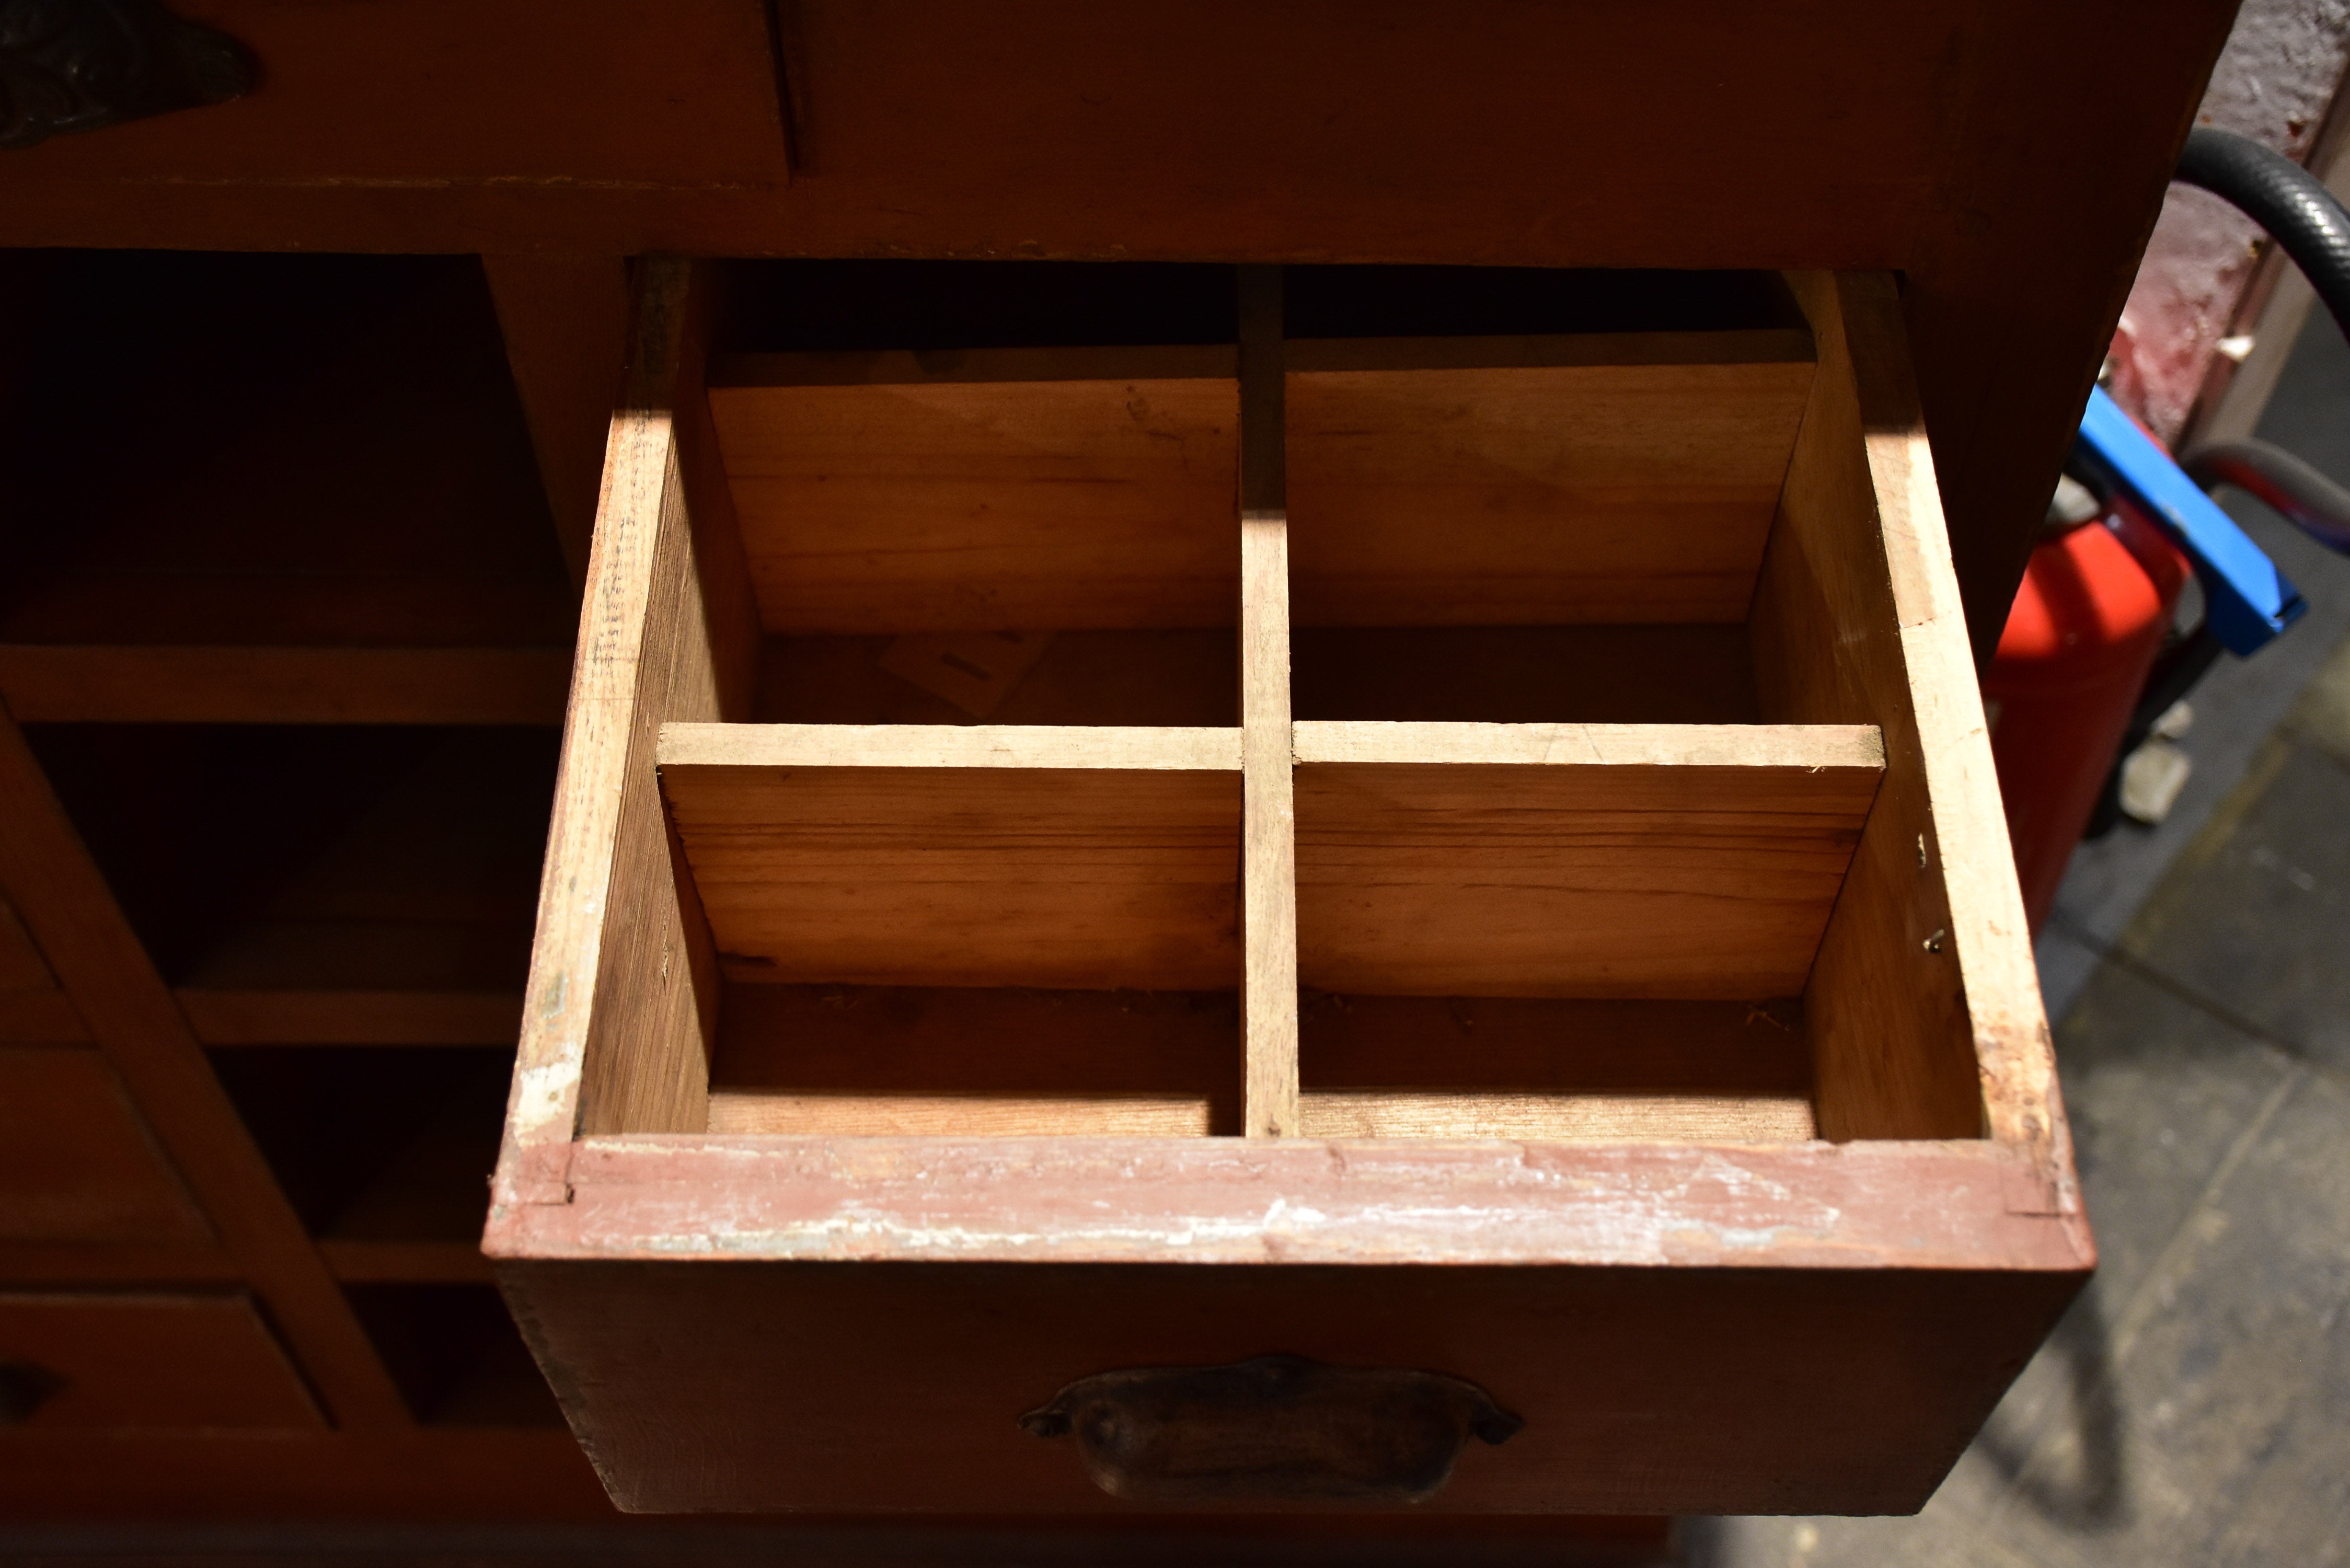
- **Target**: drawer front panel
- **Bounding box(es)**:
[0,1048,207,1242]
[501,1258,2074,1516]
[0,1293,322,1430]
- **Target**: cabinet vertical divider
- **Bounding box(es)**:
[1238,266,1300,1137]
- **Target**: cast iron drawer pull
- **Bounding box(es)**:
[1018,1353,1522,1503]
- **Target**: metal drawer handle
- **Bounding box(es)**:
[1018,1353,1521,1503]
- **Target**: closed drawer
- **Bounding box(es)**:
[489,261,2084,1514]
[0,1047,205,1244]
[0,1293,321,1429]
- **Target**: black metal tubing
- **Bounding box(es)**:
[2176,126,2350,344]
[2182,437,2350,554]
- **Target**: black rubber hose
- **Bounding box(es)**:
[2181,438,2350,552]
[2175,126,2350,344]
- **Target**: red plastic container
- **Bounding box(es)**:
[1985,496,2191,934]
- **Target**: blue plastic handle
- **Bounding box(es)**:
[2075,385,2305,654]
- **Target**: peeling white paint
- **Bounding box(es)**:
[2112,0,2350,443]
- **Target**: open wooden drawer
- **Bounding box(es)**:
[487,260,2088,1515]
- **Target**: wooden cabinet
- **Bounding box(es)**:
[0,1047,206,1243]
[488,259,2087,1514]
[0,1293,321,1429]
[0,0,2235,1527]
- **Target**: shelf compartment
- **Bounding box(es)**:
[1297,994,1814,1142]
[708,345,1240,637]
[343,1283,562,1428]
[209,1046,511,1246]
[1285,330,1814,629]
[706,985,1238,1138]
[1285,328,1811,726]
[0,251,572,727]
[1294,721,1882,1000]
[26,725,556,1002]
[658,723,1243,991]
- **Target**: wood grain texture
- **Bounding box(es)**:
[710,353,1239,633]
[658,725,1243,991]
[1287,349,1815,626]
[1299,993,1812,1093]
[1754,272,2058,1163]
[1296,991,1815,1140]
[510,1134,2090,1272]
[498,1249,2077,1515]
[712,344,1237,387]
[0,989,88,1044]
[0,1428,612,1521]
[0,1293,323,1431]
[1283,329,1813,375]
[1295,1091,1813,1142]
[709,983,1236,1136]
[709,1093,1214,1138]
[0,1243,237,1285]
[1292,624,1758,725]
[497,259,733,1189]
[0,0,789,189]
[1239,266,1299,1138]
[1292,722,1882,999]
[175,989,523,1047]
[0,1047,209,1242]
[0,891,56,990]
[0,709,412,1430]
[761,628,1237,728]
[482,254,633,587]
[0,645,570,724]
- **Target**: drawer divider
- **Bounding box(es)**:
[1239,267,1301,1138]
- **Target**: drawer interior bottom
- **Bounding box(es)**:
[702,985,1811,1142]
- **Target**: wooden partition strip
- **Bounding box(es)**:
[1238,266,1300,1138]
[0,707,412,1431]
[658,723,1242,991]
[494,259,755,1197]
[1292,721,1882,1000]
[481,254,634,590]
[1755,273,2057,1164]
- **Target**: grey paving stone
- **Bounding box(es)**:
[1683,965,2312,1566]
[2122,740,2350,1074]
[2079,1063,2350,1564]
[2053,961,2301,1302]
[2284,629,2350,767]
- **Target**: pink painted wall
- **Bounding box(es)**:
[2105,0,2350,444]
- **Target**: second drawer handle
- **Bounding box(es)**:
[1018,1353,1520,1504]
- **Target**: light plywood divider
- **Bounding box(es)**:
[657,723,1243,991]
[1237,266,1300,1138]
[497,258,758,1206]
[1293,722,1883,1001]
[1286,329,1814,627]
[707,344,1240,633]
[1753,272,2051,1146]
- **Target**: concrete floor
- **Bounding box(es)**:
[1683,309,2350,1565]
